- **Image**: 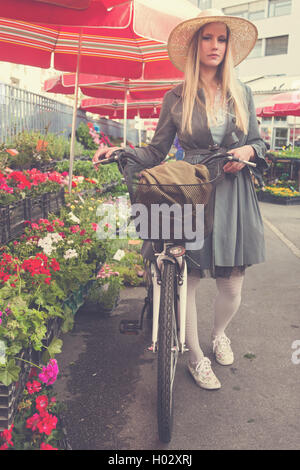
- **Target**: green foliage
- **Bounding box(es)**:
[0,359,21,386]
[7,131,51,168]
[0,144,9,172]
[112,251,145,287]
[76,122,98,150]
[42,337,63,364]
[56,159,95,178]
[97,162,122,185]
[85,276,121,312]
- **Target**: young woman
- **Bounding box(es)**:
[93,9,268,390]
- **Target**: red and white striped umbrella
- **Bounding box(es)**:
[81,97,162,145]
[0,0,199,77]
[0,0,199,191]
[0,0,132,25]
[80,97,162,118]
[44,73,181,144]
[256,91,300,117]
[44,73,182,100]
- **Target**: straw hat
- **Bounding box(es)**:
[167,8,258,71]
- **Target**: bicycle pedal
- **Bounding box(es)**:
[119,319,141,335]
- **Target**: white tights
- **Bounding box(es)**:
[185,272,244,363]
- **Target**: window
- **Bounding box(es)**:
[188,0,211,7]
[197,0,212,8]
[249,0,266,19]
[268,0,292,17]
[274,116,287,121]
[223,1,266,19]
[265,35,289,56]
[248,39,263,58]
[223,3,248,17]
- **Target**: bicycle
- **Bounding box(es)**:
[96,150,257,443]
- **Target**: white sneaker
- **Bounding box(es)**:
[212,334,234,366]
[188,357,221,390]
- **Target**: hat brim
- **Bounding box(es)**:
[167,15,258,71]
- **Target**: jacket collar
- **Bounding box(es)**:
[171,82,240,148]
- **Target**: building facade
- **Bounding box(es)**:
[188,0,300,77]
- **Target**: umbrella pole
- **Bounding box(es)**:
[123,89,128,147]
[292,116,296,151]
[138,109,141,147]
[68,29,82,195]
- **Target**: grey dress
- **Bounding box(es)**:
[123,82,268,278]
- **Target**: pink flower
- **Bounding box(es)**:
[38,359,59,386]
[70,225,80,234]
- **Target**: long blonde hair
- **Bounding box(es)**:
[182,25,249,135]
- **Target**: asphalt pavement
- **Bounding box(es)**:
[54,201,300,451]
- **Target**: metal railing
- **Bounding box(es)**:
[0,82,144,145]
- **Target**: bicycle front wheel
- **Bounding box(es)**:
[157,260,178,443]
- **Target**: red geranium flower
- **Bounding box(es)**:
[70,225,80,234]
[26,413,42,431]
[36,395,48,414]
[26,380,42,395]
[49,259,60,271]
[37,412,57,436]
[1,424,14,447]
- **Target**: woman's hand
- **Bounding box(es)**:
[223,145,255,173]
[92,146,121,170]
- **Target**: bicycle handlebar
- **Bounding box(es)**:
[94,150,257,168]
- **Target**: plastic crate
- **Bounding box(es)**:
[43,188,65,215]
[25,194,46,222]
[0,190,66,244]
[0,348,32,431]
[0,199,27,244]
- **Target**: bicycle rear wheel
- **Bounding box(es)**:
[157,260,178,443]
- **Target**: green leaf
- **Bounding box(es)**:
[47,337,63,357]
[61,308,74,334]
[0,359,21,386]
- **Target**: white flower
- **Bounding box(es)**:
[64,249,78,260]
[68,212,80,224]
[67,240,74,245]
[51,232,63,243]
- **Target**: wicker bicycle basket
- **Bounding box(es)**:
[126,158,225,243]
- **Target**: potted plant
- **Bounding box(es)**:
[83,264,122,316]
